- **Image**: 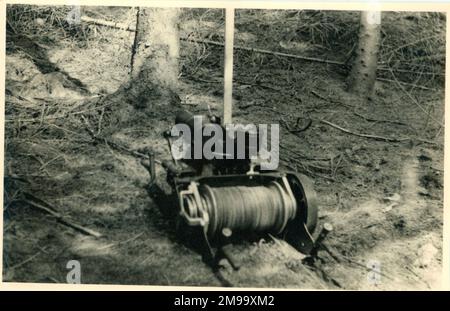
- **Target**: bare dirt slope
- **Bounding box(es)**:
[3,9,444,289]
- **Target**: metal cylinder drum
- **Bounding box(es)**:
[181,180,297,239]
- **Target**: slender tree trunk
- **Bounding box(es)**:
[347,11,381,101]
[130,7,180,89]
[100,7,181,132]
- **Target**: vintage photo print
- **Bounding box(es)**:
[1,0,447,290]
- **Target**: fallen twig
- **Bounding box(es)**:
[388,70,444,127]
[47,277,61,283]
[81,115,161,163]
[279,159,335,182]
[376,77,437,91]
[320,119,411,143]
[342,256,395,281]
[182,37,345,66]
[352,111,409,127]
[310,90,329,101]
[322,244,395,281]
[80,15,135,31]
[97,232,144,250]
[4,220,16,232]
[404,265,431,289]
[381,34,442,59]
[10,248,47,270]
[22,193,103,238]
[279,144,331,161]
[377,68,443,77]
[5,95,104,123]
[309,90,355,109]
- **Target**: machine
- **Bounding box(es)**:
[142,109,325,271]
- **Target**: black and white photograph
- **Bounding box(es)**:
[1,1,446,290]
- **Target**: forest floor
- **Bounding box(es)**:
[3,8,445,289]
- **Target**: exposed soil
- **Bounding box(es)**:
[3,8,444,289]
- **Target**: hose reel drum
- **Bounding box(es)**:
[178,173,318,254]
[145,109,327,267]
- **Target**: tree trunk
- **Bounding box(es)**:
[130,7,180,89]
[99,7,181,133]
[347,11,381,101]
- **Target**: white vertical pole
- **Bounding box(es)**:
[223,7,235,125]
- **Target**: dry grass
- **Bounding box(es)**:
[5,5,445,183]
[6,6,445,87]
